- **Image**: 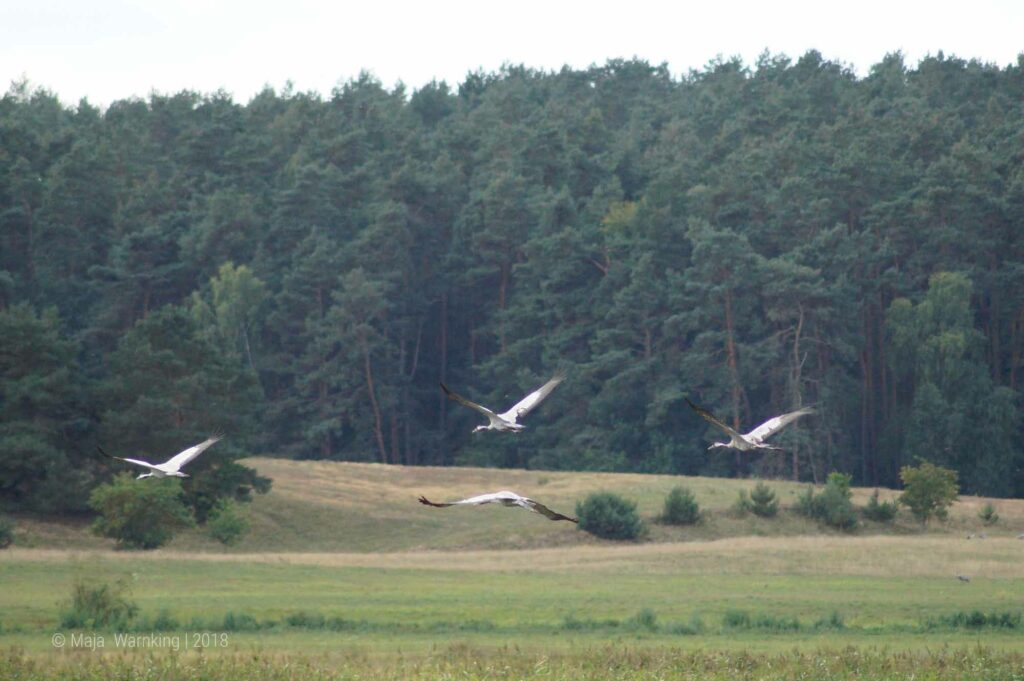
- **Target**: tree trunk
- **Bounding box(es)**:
[790,305,805,481]
[363,343,388,463]
[724,288,743,475]
[319,378,332,459]
[1010,308,1023,390]
[498,262,509,354]
[438,292,446,462]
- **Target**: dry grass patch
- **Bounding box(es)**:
[6,534,1023,580]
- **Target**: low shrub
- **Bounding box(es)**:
[89,474,194,549]
[863,490,898,523]
[748,481,779,518]
[625,608,658,631]
[927,610,1021,630]
[221,611,262,632]
[731,490,752,516]
[796,472,857,531]
[978,502,999,525]
[206,498,250,545]
[813,611,846,630]
[0,515,13,548]
[661,486,700,525]
[576,492,646,540]
[59,578,139,629]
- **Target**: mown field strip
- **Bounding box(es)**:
[5,534,1023,577]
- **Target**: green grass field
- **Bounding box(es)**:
[4,459,1024,678]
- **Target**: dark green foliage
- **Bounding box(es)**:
[747,482,779,518]
[863,490,899,523]
[59,577,139,629]
[796,472,858,530]
[660,486,700,525]
[723,610,801,632]
[0,305,90,513]
[150,609,180,632]
[978,502,999,525]
[731,490,752,516]
[220,611,262,632]
[205,498,250,545]
[722,609,751,629]
[0,515,13,548]
[625,608,658,631]
[899,461,959,525]
[814,611,846,630]
[926,611,1021,630]
[89,474,195,549]
[5,55,1024,508]
[576,492,646,540]
[98,304,270,521]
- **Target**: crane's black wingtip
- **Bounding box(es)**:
[96,444,112,459]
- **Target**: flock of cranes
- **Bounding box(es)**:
[100,372,815,526]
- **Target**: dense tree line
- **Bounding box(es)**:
[3,51,1024,515]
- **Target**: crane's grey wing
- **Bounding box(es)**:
[97,445,163,472]
[523,498,578,523]
[499,372,565,422]
[745,407,814,444]
[163,436,221,471]
[418,491,512,508]
[418,495,455,508]
[440,384,501,422]
[685,398,744,440]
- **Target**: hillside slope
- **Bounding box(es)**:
[12,458,1023,552]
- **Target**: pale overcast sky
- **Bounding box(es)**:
[2,0,1022,107]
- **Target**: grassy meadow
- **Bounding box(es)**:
[4,459,1024,678]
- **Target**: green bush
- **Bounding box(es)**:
[59,578,139,629]
[661,486,700,525]
[748,482,779,518]
[89,474,195,549]
[731,489,752,516]
[814,611,846,630]
[863,490,899,523]
[221,611,262,631]
[927,610,1021,630]
[722,609,751,628]
[625,608,658,631]
[978,502,999,525]
[576,492,646,540]
[206,498,250,545]
[796,472,857,530]
[0,515,13,548]
[899,461,959,525]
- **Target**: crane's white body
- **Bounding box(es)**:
[418,490,577,522]
[442,373,565,433]
[99,437,221,479]
[686,399,813,451]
